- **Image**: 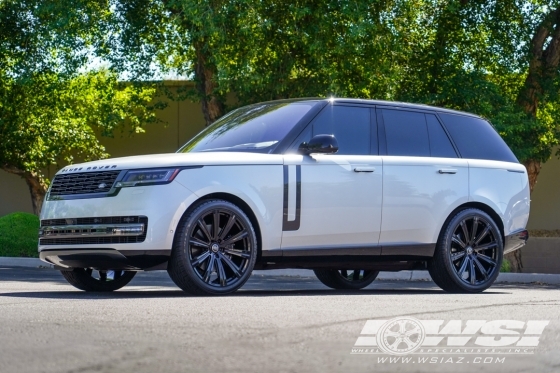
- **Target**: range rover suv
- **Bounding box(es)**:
[39,98,530,295]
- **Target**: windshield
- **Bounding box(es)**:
[178,102,317,153]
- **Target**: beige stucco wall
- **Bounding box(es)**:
[1,86,559,230]
[526,155,560,230]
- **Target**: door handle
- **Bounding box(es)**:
[354,167,375,173]
[438,168,457,174]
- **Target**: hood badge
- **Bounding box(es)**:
[61,165,117,173]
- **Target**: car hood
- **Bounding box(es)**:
[56,152,285,175]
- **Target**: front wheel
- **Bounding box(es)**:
[60,269,136,292]
[428,208,503,293]
[167,199,258,295]
[313,269,379,289]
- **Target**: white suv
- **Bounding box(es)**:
[39,98,530,295]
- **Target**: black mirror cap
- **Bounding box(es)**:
[298,134,339,155]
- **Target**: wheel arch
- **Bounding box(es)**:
[173,192,264,260]
[437,202,505,247]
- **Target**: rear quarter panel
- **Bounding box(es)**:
[468,160,530,236]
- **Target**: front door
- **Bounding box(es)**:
[280,104,382,255]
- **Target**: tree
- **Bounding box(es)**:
[0,1,163,215]
[108,1,420,125]
[0,70,161,215]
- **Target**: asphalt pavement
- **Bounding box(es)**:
[3,256,560,284]
[0,266,559,373]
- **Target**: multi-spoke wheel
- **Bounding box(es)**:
[168,199,257,295]
[60,268,136,292]
[428,208,503,293]
[313,269,379,289]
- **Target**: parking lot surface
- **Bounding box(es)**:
[0,267,559,373]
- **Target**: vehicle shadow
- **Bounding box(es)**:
[1,267,556,300]
[0,285,518,300]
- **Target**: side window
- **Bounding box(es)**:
[311,105,373,155]
[382,109,430,157]
[426,114,457,158]
[438,113,518,163]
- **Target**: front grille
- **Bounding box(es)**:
[39,216,148,246]
[49,171,121,197]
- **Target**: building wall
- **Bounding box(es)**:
[1,88,559,231]
[526,155,560,230]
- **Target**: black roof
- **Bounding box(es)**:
[256,97,481,119]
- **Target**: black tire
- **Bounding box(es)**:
[313,269,379,290]
[428,208,503,293]
[60,269,136,292]
[168,199,258,295]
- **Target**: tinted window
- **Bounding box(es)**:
[383,109,430,156]
[178,102,316,153]
[311,105,373,155]
[438,113,518,163]
[426,114,457,158]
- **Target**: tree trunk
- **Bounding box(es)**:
[24,175,47,216]
[194,42,224,126]
[524,159,541,194]
[2,166,47,216]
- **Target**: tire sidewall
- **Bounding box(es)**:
[335,270,379,289]
[441,209,503,292]
[176,200,257,295]
[61,269,136,292]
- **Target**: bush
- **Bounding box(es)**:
[0,212,39,257]
[500,258,511,273]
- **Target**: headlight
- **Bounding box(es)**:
[115,168,180,188]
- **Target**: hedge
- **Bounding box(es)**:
[0,212,39,257]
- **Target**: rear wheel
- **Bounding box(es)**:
[60,269,136,292]
[428,208,503,293]
[168,199,258,295]
[313,269,379,289]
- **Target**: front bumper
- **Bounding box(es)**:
[504,229,529,255]
[39,180,198,268]
[40,249,170,270]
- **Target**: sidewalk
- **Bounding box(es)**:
[3,257,560,285]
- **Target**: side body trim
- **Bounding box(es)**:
[265,243,435,257]
[282,165,301,231]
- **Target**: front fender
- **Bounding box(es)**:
[173,165,284,252]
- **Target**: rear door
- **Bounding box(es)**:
[379,108,469,255]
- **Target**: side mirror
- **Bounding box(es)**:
[298,134,339,155]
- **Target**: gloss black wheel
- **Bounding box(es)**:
[313,269,379,289]
[60,269,136,292]
[428,208,503,293]
[168,199,257,295]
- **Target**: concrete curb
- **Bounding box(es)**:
[3,257,560,285]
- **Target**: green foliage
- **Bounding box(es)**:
[500,258,512,273]
[107,1,560,167]
[0,70,161,187]
[0,213,39,258]
[0,1,164,213]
